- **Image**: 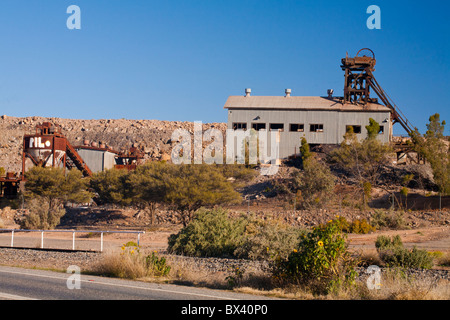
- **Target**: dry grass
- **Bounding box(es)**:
[350,270,450,300]
[165,256,229,289]
[91,250,450,300]
[436,253,450,267]
[94,250,147,279]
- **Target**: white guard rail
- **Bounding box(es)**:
[0,229,145,252]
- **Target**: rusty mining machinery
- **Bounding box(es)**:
[22,122,93,177]
[340,48,415,136]
[1,122,93,199]
[1,122,147,199]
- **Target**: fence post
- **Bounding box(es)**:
[72,231,75,250]
[100,232,103,252]
[11,230,14,248]
[41,231,44,249]
[137,233,140,247]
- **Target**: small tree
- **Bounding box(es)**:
[365,117,381,140]
[90,168,131,206]
[292,155,336,209]
[299,137,312,163]
[400,174,414,210]
[23,167,92,229]
[164,164,241,226]
[329,119,391,203]
[411,113,449,197]
[125,161,169,223]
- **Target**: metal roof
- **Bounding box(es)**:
[223,96,391,112]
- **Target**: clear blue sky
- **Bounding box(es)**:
[0,0,448,135]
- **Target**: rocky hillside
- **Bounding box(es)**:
[0,115,227,173]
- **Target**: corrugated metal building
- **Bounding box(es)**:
[224,89,392,159]
[75,146,117,173]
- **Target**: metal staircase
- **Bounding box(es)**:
[65,138,93,177]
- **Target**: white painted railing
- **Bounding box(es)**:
[0,229,145,252]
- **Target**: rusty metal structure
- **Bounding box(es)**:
[22,122,93,177]
[0,172,21,199]
[341,48,415,135]
[2,122,147,199]
[19,122,146,178]
[114,144,144,171]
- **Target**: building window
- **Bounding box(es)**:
[252,123,266,131]
[289,124,304,132]
[269,123,284,131]
[346,125,362,134]
[232,122,247,130]
[379,126,384,134]
[310,124,324,132]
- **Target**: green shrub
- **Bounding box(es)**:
[349,219,376,234]
[379,247,434,269]
[124,241,139,247]
[375,235,434,269]
[167,208,247,257]
[375,235,403,250]
[234,218,305,260]
[273,219,358,295]
[146,251,171,277]
[371,210,407,230]
[20,197,65,230]
[167,208,305,260]
[333,216,375,234]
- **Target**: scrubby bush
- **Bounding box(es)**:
[292,155,336,209]
[20,197,65,230]
[167,208,247,257]
[146,251,171,277]
[375,235,403,250]
[167,208,305,260]
[333,216,375,234]
[23,167,92,229]
[375,235,434,269]
[349,219,376,234]
[379,247,434,270]
[371,210,407,230]
[234,218,305,261]
[273,219,358,295]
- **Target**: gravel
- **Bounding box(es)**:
[0,247,102,270]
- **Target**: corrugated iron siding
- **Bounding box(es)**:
[76,149,117,173]
[227,108,391,159]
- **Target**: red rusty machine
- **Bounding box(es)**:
[22,122,93,177]
[0,172,21,199]
[2,122,144,199]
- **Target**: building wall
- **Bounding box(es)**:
[227,109,392,159]
[76,149,117,173]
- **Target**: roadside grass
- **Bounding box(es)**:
[91,249,450,300]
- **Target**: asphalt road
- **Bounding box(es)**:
[0,266,276,301]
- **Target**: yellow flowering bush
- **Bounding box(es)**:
[273,219,358,295]
[146,251,171,277]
